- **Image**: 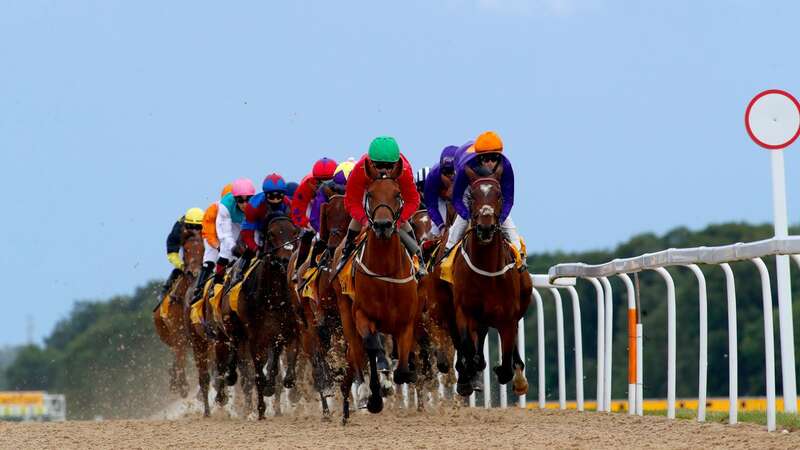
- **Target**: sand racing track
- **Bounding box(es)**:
[2,407,799,449]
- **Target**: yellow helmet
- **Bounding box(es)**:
[334,160,356,180]
[184,207,204,225]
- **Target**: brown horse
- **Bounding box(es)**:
[333,166,421,423]
[288,194,350,417]
[153,227,204,399]
[220,214,301,420]
[451,176,531,397]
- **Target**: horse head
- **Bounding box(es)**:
[181,228,204,277]
[321,195,349,248]
[468,177,503,244]
[261,215,299,271]
[411,210,432,244]
[364,178,403,240]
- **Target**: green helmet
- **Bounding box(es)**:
[368,136,401,163]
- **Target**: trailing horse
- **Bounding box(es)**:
[333,165,422,423]
[288,194,350,418]
[219,214,301,420]
[153,227,204,399]
[450,175,532,397]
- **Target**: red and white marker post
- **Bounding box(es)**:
[745,89,800,413]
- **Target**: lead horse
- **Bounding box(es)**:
[334,165,422,423]
[451,175,531,398]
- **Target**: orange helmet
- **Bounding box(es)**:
[474,131,503,153]
[220,183,233,199]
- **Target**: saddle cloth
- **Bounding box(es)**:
[440,236,526,285]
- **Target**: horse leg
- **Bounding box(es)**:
[363,332,384,414]
[454,307,476,397]
[237,345,254,415]
[511,340,529,396]
[213,341,230,406]
[393,324,417,385]
[251,345,268,420]
[283,336,299,390]
[341,365,355,425]
[191,336,211,417]
[264,345,280,398]
[494,323,517,385]
[225,341,239,387]
[175,341,189,398]
[470,327,489,392]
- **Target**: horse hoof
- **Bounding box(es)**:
[437,361,451,374]
[513,369,529,396]
[493,365,513,385]
[283,377,296,390]
[470,376,484,392]
[366,395,384,414]
[393,368,417,385]
[456,382,474,397]
[225,371,238,387]
[264,384,276,397]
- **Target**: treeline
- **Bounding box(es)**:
[2,282,174,419]
[3,223,799,418]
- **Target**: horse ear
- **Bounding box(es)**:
[365,160,379,179]
[323,184,334,198]
[492,161,504,181]
[464,165,479,184]
[390,160,403,180]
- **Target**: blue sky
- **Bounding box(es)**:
[1,0,799,345]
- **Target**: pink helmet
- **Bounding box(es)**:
[231,178,256,197]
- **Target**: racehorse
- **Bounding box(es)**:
[288,193,350,417]
[450,173,532,397]
[153,227,204,399]
[333,163,421,423]
[220,214,301,420]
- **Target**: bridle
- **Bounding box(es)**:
[261,215,301,268]
[469,177,502,238]
[364,182,403,232]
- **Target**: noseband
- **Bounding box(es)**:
[262,216,300,268]
[364,188,403,232]
[469,178,502,236]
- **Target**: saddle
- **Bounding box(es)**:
[205,258,261,324]
[440,234,526,284]
[338,232,420,295]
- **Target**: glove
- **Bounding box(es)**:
[167,252,184,271]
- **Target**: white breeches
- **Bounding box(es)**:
[445,215,520,251]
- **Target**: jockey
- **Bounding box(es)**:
[305,160,355,269]
[423,144,461,238]
[214,177,256,285]
[336,136,427,278]
[415,166,430,210]
[191,183,233,301]
[162,207,205,297]
[290,157,338,279]
[444,131,522,264]
[240,173,290,256]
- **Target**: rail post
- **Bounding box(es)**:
[567,286,584,411]
[653,267,676,419]
[719,263,738,425]
[586,277,605,412]
[752,257,777,432]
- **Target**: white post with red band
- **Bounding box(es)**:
[745,89,800,412]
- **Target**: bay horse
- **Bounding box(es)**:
[333,163,421,423]
[153,227,204,399]
[220,214,301,420]
[451,174,532,397]
[288,193,350,417]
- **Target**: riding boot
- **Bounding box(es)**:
[308,239,327,269]
[335,228,360,274]
[292,229,316,282]
[161,268,182,298]
[192,262,214,304]
[398,229,428,279]
[214,258,229,286]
